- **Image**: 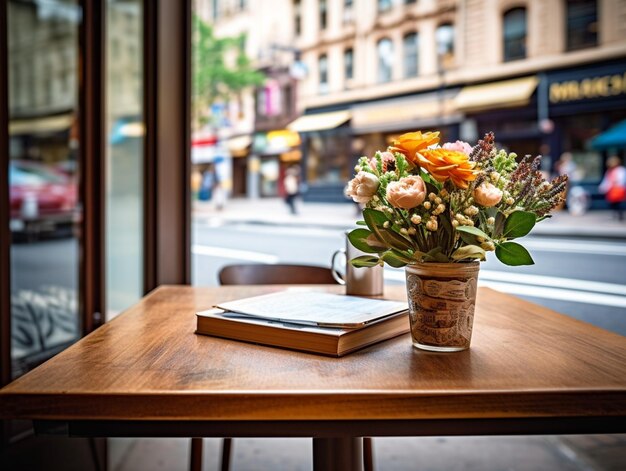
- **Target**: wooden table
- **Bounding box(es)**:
[1,285,626,471]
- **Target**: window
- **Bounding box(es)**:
[319,54,328,93]
[344,48,354,83]
[436,23,454,70]
[294,0,301,36]
[377,38,393,83]
[566,0,598,51]
[378,0,392,14]
[405,0,417,4]
[344,0,353,23]
[320,0,327,30]
[403,32,418,77]
[503,8,527,62]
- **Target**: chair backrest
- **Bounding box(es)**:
[218,264,339,285]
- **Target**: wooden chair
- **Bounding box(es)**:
[215,263,374,471]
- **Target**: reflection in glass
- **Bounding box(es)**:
[377,38,393,83]
[8,0,82,379]
[106,0,144,318]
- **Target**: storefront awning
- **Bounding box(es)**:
[454,76,538,112]
[591,120,626,150]
[287,110,351,133]
[351,91,460,134]
[226,135,252,157]
[9,113,74,135]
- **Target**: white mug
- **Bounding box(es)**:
[331,232,384,296]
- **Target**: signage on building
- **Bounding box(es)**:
[548,64,626,104]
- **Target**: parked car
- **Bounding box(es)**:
[9,160,78,239]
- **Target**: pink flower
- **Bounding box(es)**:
[473,182,503,207]
[386,176,427,210]
[443,140,473,156]
[345,171,379,204]
[369,151,396,173]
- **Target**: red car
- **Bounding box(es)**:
[9,160,79,238]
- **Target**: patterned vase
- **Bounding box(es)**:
[405,261,480,352]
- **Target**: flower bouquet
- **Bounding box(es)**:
[345,131,567,351]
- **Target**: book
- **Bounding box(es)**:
[195,290,409,356]
[195,308,409,357]
[214,291,407,328]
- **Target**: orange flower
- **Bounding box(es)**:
[416,148,478,189]
[388,131,440,164]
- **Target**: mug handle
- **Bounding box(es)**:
[330,249,346,285]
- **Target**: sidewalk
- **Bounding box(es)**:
[193,198,626,240]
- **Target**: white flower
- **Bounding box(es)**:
[345,171,379,204]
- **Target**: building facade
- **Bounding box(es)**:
[292,0,626,204]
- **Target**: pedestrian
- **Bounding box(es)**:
[283,166,300,215]
[599,156,626,221]
[199,165,214,202]
[554,152,580,210]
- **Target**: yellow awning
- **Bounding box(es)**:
[454,76,539,112]
[226,135,252,156]
[351,92,459,133]
[287,110,351,133]
[9,113,74,135]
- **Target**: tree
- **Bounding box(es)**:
[192,14,265,130]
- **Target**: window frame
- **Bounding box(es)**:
[502,7,527,62]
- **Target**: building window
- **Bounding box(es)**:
[566,0,598,51]
[344,48,354,83]
[294,0,301,36]
[377,38,393,83]
[436,23,454,70]
[403,32,418,78]
[503,8,527,62]
[319,54,328,93]
[344,0,353,23]
[378,0,392,14]
[212,0,219,20]
[320,0,328,30]
[405,0,417,4]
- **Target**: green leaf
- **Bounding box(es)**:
[381,251,408,268]
[495,242,535,266]
[503,211,536,239]
[347,229,386,254]
[451,245,486,261]
[377,228,414,252]
[349,255,381,268]
[363,208,388,233]
[356,220,367,226]
[493,211,506,238]
[455,225,491,240]
[424,247,449,263]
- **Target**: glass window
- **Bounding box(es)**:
[503,8,527,62]
[8,0,82,379]
[344,48,354,83]
[378,0,392,13]
[566,0,598,51]
[403,32,418,78]
[106,0,144,317]
[319,54,329,93]
[320,0,327,30]
[436,23,455,70]
[344,0,353,23]
[377,38,393,83]
[294,0,301,36]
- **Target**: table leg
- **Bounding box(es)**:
[312,437,363,471]
[189,438,203,471]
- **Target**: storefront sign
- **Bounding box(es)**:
[549,71,626,103]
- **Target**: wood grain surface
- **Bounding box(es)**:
[1,285,625,422]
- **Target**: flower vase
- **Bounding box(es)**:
[405,262,479,352]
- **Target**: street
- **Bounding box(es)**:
[192,219,626,337]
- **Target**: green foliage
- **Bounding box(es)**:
[455,225,491,240]
[350,255,381,268]
[495,242,535,266]
[347,229,386,254]
[192,14,264,127]
[492,150,518,174]
[451,245,486,262]
[503,211,536,239]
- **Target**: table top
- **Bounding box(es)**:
[1,285,626,422]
